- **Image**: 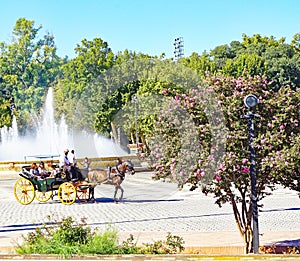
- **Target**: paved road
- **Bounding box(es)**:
[0,171,300,250]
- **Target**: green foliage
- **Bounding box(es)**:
[0,97,13,127]
[16,216,185,257]
[54,37,115,130]
[182,33,300,91]
[223,53,267,77]
[139,232,185,254]
[0,18,63,131]
[143,72,300,253]
[180,52,216,76]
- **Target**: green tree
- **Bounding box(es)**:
[92,58,198,149]
[0,18,62,131]
[291,32,300,52]
[143,73,300,253]
[223,53,267,77]
[181,33,300,91]
[55,37,115,130]
[180,52,216,76]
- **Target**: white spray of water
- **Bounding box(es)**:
[0,88,128,161]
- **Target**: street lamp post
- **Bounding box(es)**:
[133,94,139,154]
[241,94,260,254]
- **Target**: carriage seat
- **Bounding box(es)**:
[20,166,35,179]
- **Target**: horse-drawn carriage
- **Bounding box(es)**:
[14,157,135,205]
[14,164,94,205]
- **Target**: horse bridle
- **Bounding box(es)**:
[126,161,135,175]
[115,161,135,176]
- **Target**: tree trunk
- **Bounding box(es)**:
[231,196,253,254]
[130,132,134,144]
[111,122,118,144]
[243,225,253,254]
[140,134,149,152]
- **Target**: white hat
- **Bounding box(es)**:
[64,149,69,153]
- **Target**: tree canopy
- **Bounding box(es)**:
[2,17,300,253]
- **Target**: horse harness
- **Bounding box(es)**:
[113,163,125,181]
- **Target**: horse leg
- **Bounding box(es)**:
[89,186,95,202]
[119,185,124,202]
[113,185,118,203]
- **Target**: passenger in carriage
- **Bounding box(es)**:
[49,164,58,178]
[38,161,49,178]
[30,162,40,178]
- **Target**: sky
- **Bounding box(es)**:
[1,0,300,59]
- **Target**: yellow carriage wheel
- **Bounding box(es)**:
[14,178,35,205]
[76,185,90,202]
[57,182,76,205]
[35,190,52,202]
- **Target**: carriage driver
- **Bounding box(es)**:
[62,149,73,179]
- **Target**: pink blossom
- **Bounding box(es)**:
[228,152,234,158]
[215,175,221,181]
[220,164,226,170]
[240,167,249,173]
[261,139,267,144]
[242,158,248,164]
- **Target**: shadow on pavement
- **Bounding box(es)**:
[94,197,183,203]
[274,238,300,246]
[260,207,300,213]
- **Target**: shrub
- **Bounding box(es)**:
[16,216,185,257]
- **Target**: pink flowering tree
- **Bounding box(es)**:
[142,73,300,253]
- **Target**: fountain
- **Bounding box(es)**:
[0,87,129,162]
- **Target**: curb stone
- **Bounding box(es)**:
[0,254,300,260]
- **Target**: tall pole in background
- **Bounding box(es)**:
[134,94,139,154]
[174,37,184,62]
[241,94,260,253]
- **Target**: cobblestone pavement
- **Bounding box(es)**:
[0,171,300,251]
